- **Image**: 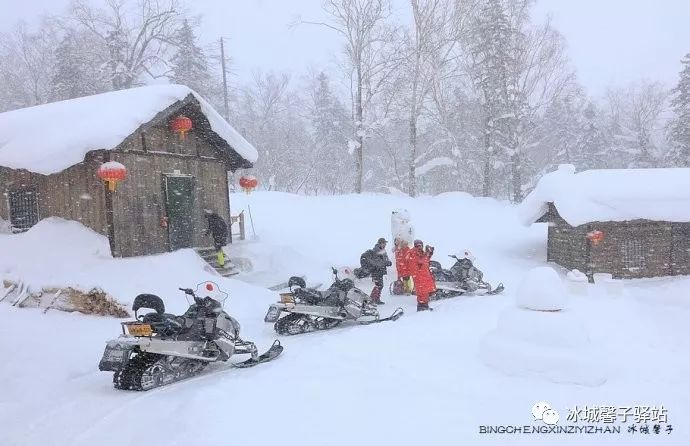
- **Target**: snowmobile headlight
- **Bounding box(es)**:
[280,293,295,304]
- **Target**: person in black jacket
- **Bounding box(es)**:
[204,209,228,267]
[359,237,392,305]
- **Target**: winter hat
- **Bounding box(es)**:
[414,239,423,247]
[377,237,387,245]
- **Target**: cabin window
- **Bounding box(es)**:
[7,189,39,232]
[621,238,646,270]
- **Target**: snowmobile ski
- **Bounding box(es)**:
[358,307,404,325]
[486,282,504,295]
[268,276,306,291]
[232,340,283,368]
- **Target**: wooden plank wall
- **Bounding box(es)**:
[589,220,674,279]
[546,204,589,273]
[0,159,107,235]
[111,152,230,257]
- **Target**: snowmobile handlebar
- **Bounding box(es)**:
[179,287,204,305]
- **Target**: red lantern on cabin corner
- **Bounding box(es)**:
[97,161,127,192]
[239,175,258,194]
[170,115,193,141]
[587,230,604,246]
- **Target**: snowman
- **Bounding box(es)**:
[479,266,607,386]
[391,209,414,246]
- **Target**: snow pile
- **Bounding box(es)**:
[566,269,588,282]
[0,217,10,234]
[0,84,257,175]
[0,218,226,313]
[518,164,690,226]
[480,266,607,386]
[515,266,567,311]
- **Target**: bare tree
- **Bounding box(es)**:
[0,21,60,110]
[71,0,183,90]
[403,0,477,196]
[299,0,401,193]
[605,81,668,167]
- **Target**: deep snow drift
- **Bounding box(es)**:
[1,192,689,446]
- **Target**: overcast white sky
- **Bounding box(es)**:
[1,0,688,96]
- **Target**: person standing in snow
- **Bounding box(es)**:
[203,209,228,267]
[359,237,392,305]
[393,238,414,294]
[409,239,435,311]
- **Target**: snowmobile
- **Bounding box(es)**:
[264,268,404,335]
[98,282,283,391]
[429,254,504,299]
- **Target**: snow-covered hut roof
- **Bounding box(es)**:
[0,84,258,175]
[518,164,690,226]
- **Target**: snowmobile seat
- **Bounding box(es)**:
[288,276,307,289]
[133,294,165,317]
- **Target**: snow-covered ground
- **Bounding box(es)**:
[1,192,689,445]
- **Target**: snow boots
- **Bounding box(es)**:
[370,285,385,305]
[417,302,430,312]
[216,249,226,268]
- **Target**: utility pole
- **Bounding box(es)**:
[220,37,230,121]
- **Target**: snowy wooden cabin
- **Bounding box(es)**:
[519,164,690,279]
[0,85,257,257]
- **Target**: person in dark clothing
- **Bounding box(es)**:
[204,210,228,267]
[359,237,392,305]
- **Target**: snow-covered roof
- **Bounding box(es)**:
[0,84,258,175]
[518,164,690,226]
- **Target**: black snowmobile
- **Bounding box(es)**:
[264,268,403,335]
[99,283,283,391]
[429,255,504,299]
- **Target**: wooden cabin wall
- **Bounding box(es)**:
[671,223,690,276]
[546,204,589,273]
[110,151,230,257]
[0,159,107,234]
[589,220,675,279]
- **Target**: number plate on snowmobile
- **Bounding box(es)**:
[279,293,295,304]
[126,323,153,337]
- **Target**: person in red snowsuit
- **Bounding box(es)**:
[394,238,413,294]
[409,239,435,311]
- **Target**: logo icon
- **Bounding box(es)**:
[532,402,560,425]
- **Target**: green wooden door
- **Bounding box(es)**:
[164,175,195,251]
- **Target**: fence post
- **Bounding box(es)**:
[239,212,246,241]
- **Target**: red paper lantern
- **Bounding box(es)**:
[170,115,193,141]
[586,230,604,246]
[239,175,258,194]
[97,161,127,192]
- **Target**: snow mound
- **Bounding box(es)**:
[480,266,606,386]
[480,309,607,386]
[516,266,567,311]
[518,164,690,226]
[0,84,257,175]
[566,269,588,282]
[0,218,225,313]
